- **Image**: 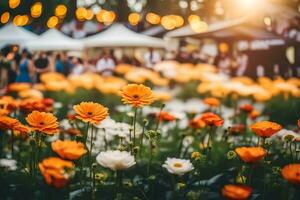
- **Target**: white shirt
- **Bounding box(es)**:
[236,54,248,76]
[96,58,115,76]
[144,51,161,68]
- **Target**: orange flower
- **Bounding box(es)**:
[281,164,300,184]
[235,147,266,163]
[19,99,52,113]
[0,116,20,130]
[52,140,87,160]
[0,100,10,116]
[240,104,253,113]
[64,128,81,136]
[39,157,74,188]
[189,117,206,129]
[203,97,220,107]
[250,121,282,138]
[119,84,155,107]
[229,124,245,135]
[0,96,19,111]
[26,111,59,135]
[201,112,224,127]
[249,109,260,120]
[14,124,31,135]
[222,184,252,200]
[73,102,108,125]
[157,111,176,122]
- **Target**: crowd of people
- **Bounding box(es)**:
[0,33,299,93]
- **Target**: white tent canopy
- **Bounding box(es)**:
[24,29,83,51]
[0,24,37,47]
[83,23,166,48]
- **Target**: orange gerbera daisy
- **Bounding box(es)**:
[281,164,300,185]
[203,97,220,107]
[39,157,74,188]
[201,112,224,127]
[235,147,266,163]
[73,102,108,125]
[0,100,10,116]
[250,121,282,138]
[249,109,260,120]
[222,184,252,200]
[52,140,87,160]
[119,84,155,107]
[0,116,20,130]
[13,124,31,136]
[240,104,254,113]
[25,111,59,135]
[157,111,176,122]
[189,117,206,129]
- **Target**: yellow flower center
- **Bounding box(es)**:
[173,163,183,168]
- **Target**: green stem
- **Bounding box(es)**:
[133,107,138,147]
[139,120,147,157]
[155,104,165,131]
[10,129,14,158]
[177,135,185,157]
[147,140,153,176]
[89,125,94,183]
[116,170,123,198]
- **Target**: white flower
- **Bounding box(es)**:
[162,158,194,176]
[96,150,136,171]
[0,159,17,171]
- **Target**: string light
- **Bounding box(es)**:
[13,15,29,26]
[161,15,184,30]
[190,20,208,33]
[85,9,94,20]
[0,12,10,24]
[9,0,20,9]
[128,12,140,26]
[146,12,160,25]
[264,17,272,26]
[188,14,201,23]
[96,9,116,24]
[31,2,42,18]
[47,16,59,28]
[76,7,87,21]
[55,4,67,18]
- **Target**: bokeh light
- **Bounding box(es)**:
[76,7,87,21]
[96,9,116,25]
[47,16,59,28]
[0,12,10,24]
[9,0,20,9]
[55,4,67,18]
[190,20,208,33]
[128,12,141,26]
[85,9,94,20]
[146,12,160,25]
[161,15,184,30]
[31,2,42,18]
[13,15,29,26]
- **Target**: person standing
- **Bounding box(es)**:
[144,48,161,69]
[96,50,116,76]
[34,52,51,82]
[15,50,35,83]
[235,50,249,76]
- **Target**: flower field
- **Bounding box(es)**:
[0,62,300,200]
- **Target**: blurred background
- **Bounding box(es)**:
[0,0,299,89]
